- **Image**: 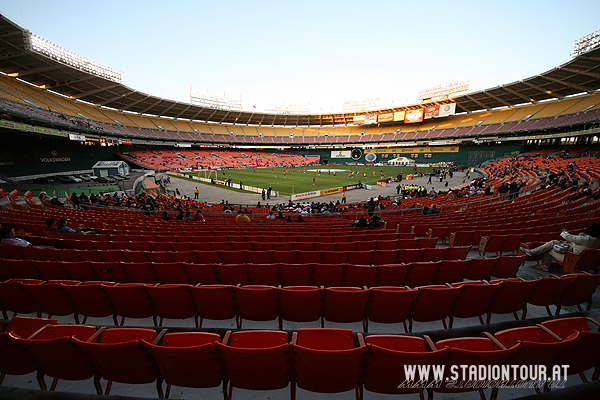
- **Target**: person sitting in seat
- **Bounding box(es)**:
[520,223,600,271]
[1,226,31,247]
[45,218,57,231]
[56,219,95,234]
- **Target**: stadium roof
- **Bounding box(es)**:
[1,14,599,127]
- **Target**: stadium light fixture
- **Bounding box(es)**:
[571,29,600,57]
[24,32,124,83]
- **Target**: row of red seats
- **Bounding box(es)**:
[2,274,598,333]
[2,316,598,399]
[0,257,524,288]
[43,229,413,242]
[27,236,438,253]
[448,219,592,246]
[0,245,473,265]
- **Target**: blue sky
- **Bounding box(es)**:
[2,1,599,113]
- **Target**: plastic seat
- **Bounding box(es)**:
[215,330,291,400]
[146,284,198,327]
[354,240,378,251]
[211,242,233,251]
[292,328,366,400]
[101,283,157,326]
[189,285,236,327]
[0,279,43,318]
[60,261,98,281]
[296,251,321,264]
[22,280,81,322]
[526,275,577,317]
[431,337,522,400]
[491,325,580,393]
[486,278,540,324]
[97,250,126,263]
[170,242,192,252]
[320,251,347,265]
[280,263,313,286]
[216,264,249,285]
[490,255,525,279]
[153,262,188,284]
[30,261,70,281]
[121,262,158,284]
[189,242,213,252]
[129,241,153,252]
[235,285,278,329]
[171,250,199,264]
[376,264,410,286]
[296,242,316,252]
[443,245,472,260]
[464,257,497,281]
[418,248,447,262]
[62,282,118,325]
[409,284,462,332]
[142,332,221,398]
[501,234,526,255]
[347,251,374,265]
[278,286,323,330]
[8,324,99,392]
[404,261,440,287]
[344,264,378,287]
[449,281,501,328]
[247,263,281,286]
[90,262,128,283]
[312,263,345,287]
[323,287,370,331]
[368,286,418,333]
[541,316,600,382]
[184,263,218,285]
[221,251,249,265]
[434,259,468,284]
[3,259,42,280]
[72,327,162,396]
[148,251,175,263]
[70,249,103,263]
[363,335,448,397]
[121,251,150,263]
[0,316,58,384]
[555,272,600,314]
[478,235,507,256]
[394,249,422,264]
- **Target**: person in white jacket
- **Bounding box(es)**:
[521,223,600,271]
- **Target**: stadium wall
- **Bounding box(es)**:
[0,129,125,176]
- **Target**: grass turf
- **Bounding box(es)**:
[184,165,438,196]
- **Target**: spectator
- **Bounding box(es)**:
[50,197,64,207]
[235,212,251,223]
[182,211,194,221]
[1,226,31,247]
[45,218,57,231]
[161,211,172,221]
[71,192,81,209]
[353,217,369,227]
[520,223,600,271]
[56,219,94,233]
[368,215,384,228]
[266,211,276,220]
[193,209,205,222]
[295,215,306,222]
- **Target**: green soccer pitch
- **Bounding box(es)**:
[187,165,438,196]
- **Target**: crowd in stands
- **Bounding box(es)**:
[118,150,320,171]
